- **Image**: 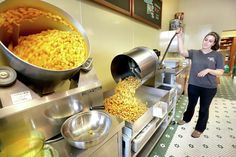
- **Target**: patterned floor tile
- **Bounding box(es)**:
[149,76,236,157]
[165,99,236,157]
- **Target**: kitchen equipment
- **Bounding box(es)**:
[131,118,158,153]
[0,1,108,156]
[1,137,44,157]
[0,0,90,93]
[0,64,117,157]
[43,144,59,157]
[109,45,178,157]
[0,65,104,139]
[0,130,59,157]
[61,111,112,149]
[0,0,101,108]
[159,30,178,53]
[163,59,180,69]
[0,66,17,87]
[0,1,125,157]
[111,47,159,84]
[169,19,182,30]
[44,99,84,124]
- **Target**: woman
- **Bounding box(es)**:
[176,28,224,138]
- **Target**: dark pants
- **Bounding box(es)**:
[183,84,217,132]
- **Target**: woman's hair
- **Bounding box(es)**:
[204,32,220,50]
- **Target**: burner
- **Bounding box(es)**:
[16,72,72,96]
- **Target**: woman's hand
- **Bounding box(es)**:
[197,69,209,77]
[197,68,224,77]
[176,27,183,36]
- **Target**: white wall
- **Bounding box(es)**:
[178,0,236,49]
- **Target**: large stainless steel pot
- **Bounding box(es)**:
[111,47,158,84]
[0,0,90,85]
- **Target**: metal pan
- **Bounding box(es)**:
[61,111,112,149]
[0,0,90,86]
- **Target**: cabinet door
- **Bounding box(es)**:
[229,37,236,72]
[90,134,119,157]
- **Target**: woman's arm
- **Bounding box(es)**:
[176,28,189,57]
[197,69,224,77]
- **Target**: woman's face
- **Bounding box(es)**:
[202,35,215,50]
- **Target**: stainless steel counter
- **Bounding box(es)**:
[0,68,125,157]
[164,65,189,76]
[50,114,125,157]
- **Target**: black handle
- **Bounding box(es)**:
[69,70,80,89]
[153,49,161,57]
[90,105,105,110]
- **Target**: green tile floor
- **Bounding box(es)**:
[149,76,236,157]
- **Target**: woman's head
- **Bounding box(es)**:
[202,32,220,51]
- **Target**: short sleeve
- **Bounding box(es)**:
[186,49,194,59]
[216,52,224,70]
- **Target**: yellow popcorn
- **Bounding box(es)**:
[9,30,87,70]
[104,76,147,122]
[0,7,88,71]
[0,7,75,33]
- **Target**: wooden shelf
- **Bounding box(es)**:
[220,46,230,49]
[223,73,231,76]
[220,37,233,47]
[220,37,236,73]
[220,37,233,66]
[220,49,230,52]
[225,61,230,64]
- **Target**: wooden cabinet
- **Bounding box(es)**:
[220,37,236,74]
[229,38,236,73]
[220,37,233,50]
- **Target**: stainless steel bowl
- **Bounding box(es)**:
[0,0,90,85]
[44,99,83,124]
[61,111,112,149]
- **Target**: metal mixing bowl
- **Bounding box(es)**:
[44,99,83,124]
[61,111,112,149]
[0,0,90,85]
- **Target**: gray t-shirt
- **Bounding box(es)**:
[186,49,224,88]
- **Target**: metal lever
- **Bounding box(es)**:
[159,32,178,65]
[45,133,64,144]
[128,60,141,79]
[131,67,141,79]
